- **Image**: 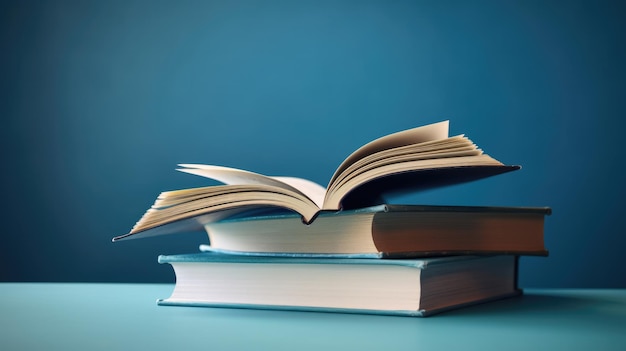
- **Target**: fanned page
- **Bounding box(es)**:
[321,135,500,209]
[177,164,326,208]
[269,177,326,208]
[128,182,324,233]
[327,135,478,193]
[327,121,450,187]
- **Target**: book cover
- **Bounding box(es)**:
[157,253,521,317]
[194,204,551,257]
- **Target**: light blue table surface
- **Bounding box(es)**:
[1,283,625,351]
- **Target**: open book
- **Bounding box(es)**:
[116,121,519,240]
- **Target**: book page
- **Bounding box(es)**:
[177,164,322,208]
[130,189,321,233]
[324,154,503,209]
[328,135,475,191]
[270,177,326,209]
[328,121,450,188]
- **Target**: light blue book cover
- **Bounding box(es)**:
[157,253,521,317]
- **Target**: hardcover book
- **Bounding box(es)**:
[157,253,521,317]
[197,204,550,258]
[115,121,520,241]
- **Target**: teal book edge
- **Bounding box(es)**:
[155,291,522,317]
[158,251,480,267]
[197,244,385,258]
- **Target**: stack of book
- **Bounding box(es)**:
[114,121,550,317]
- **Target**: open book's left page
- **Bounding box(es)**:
[178,164,327,208]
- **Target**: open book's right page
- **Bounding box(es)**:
[327,121,450,188]
[323,121,519,210]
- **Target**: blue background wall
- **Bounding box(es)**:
[2,0,624,287]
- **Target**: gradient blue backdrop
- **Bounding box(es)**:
[2,0,624,287]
